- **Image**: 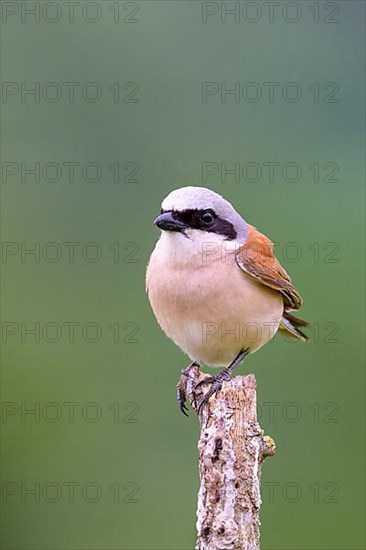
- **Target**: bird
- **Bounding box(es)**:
[146,186,308,414]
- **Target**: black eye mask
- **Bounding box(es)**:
[165,209,237,240]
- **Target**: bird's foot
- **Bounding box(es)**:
[176,362,200,416]
[195,368,232,414]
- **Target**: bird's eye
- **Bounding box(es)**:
[199,210,215,225]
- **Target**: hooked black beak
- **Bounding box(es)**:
[154,212,187,233]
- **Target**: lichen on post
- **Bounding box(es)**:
[179,364,276,550]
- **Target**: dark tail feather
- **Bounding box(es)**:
[280,311,309,342]
[284,311,309,328]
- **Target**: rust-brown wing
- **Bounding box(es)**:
[235,224,303,310]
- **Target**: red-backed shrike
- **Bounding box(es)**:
[146,187,308,414]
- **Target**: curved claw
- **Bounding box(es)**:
[196,370,232,414]
[197,379,223,414]
[195,349,250,415]
[177,362,200,417]
[180,402,189,417]
[177,385,189,417]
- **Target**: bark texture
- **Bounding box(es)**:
[180,365,275,550]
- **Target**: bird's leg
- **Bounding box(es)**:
[176,362,200,416]
[196,349,249,414]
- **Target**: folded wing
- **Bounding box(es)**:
[235,225,308,341]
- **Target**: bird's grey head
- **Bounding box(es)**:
[154,187,248,256]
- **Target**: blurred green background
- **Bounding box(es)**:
[1,1,365,549]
